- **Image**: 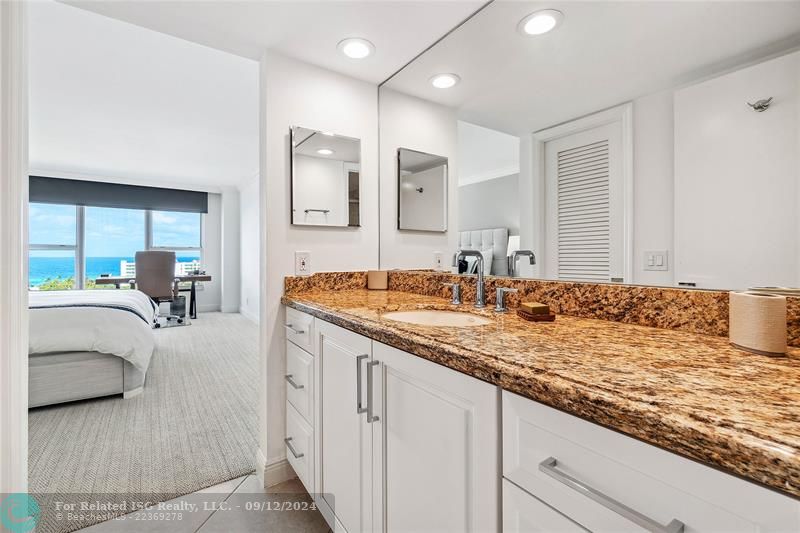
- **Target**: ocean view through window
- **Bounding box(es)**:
[29,203,203,290]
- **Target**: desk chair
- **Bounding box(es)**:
[135,251,183,327]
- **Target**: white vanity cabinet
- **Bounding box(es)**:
[311,317,499,533]
[370,342,499,532]
[502,391,800,533]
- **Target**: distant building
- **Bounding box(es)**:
[119,258,201,277]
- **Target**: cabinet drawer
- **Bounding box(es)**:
[286,402,313,493]
[503,479,586,532]
[286,340,313,423]
[285,307,314,353]
[503,391,799,532]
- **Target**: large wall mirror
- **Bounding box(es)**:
[378,1,800,290]
[291,126,361,227]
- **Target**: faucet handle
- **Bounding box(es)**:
[443,282,462,305]
[495,287,518,313]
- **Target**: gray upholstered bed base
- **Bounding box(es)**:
[29,351,146,408]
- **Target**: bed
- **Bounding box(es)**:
[458,228,510,275]
[28,289,157,407]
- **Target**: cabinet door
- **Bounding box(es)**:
[371,342,500,533]
[317,320,373,533]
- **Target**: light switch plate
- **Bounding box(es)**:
[433,251,443,271]
[643,250,669,271]
[295,251,312,276]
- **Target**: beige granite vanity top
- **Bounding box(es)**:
[282,288,800,499]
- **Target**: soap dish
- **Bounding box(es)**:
[517,309,556,322]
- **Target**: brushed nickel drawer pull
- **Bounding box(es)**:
[356,354,368,414]
[366,360,379,423]
[285,324,306,334]
[284,374,304,390]
[539,457,684,533]
[284,437,304,459]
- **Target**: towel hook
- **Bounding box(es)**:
[747,97,773,112]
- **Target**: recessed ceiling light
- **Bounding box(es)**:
[430,73,461,89]
[337,38,374,59]
[317,148,334,155]
[518,9,563,36]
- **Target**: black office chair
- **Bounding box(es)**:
[135,251,183,327]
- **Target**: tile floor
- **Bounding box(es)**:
[82,476,330,533]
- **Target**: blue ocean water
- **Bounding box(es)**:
[29,256,199,287]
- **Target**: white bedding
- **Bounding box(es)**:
[29,289,157,372]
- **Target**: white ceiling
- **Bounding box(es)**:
[29,1,260,190]
[63,0,485,84]
[384,1,800,135]
[294,128,361,163]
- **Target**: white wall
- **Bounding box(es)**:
[199,193,222,312]
[220,187,241,313]
[674,50,800,290]
[239,174,260,323]
[260,51,378,470]
[632,90,674,286]
[399,166,447,231]
[293,154,348,226]
[379,88,458,269]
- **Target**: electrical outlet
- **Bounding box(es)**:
[295,251,312,276]
[643,250,669,271]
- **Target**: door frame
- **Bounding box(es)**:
[0,0,29,494]
[531,103,634,284]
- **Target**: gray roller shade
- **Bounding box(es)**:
[29,176,208,213]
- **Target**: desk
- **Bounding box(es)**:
[94,274,212,319]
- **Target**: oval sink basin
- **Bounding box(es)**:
[382,310,492,327]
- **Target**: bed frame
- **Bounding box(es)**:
[29,352,146,408]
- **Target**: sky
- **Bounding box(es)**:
[29,203,201,257]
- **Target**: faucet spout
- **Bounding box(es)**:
[509,250,536,277]
[456,249,486,308]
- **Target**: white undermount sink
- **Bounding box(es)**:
[382,310,492,327]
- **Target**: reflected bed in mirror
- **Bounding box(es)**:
[378,1,800,290]
[398,148,448,232]
[291,126,361,227]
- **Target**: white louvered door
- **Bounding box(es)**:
[544,122,624,282]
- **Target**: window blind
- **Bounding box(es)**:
[556,140,610,282]
[29,176,208,214]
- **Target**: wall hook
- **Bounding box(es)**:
[415,187,424,193]
[747,97,773,112]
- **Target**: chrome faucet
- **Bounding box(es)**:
[508,250,536,277]
[456,250,486,308]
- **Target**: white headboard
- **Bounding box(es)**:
[458,228,509,275]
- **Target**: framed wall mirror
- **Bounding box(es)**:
[378,1,800,291]
[397,148,448,232]
[291,126,361,227]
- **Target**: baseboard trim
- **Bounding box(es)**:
[239,306,259,324]
[255,448,267,488]
[265,458,296,488]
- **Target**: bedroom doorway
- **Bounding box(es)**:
[9,2,266,532]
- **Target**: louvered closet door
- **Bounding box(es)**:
[544,122,624,282]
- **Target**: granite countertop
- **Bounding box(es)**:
[282,288,800,499]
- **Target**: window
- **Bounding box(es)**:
[151,210,203,275]
[29,203,78,290]
[85,207,145,287]
[28,205,204,290]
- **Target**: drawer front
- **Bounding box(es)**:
[286,402,314,493]
[503,391,799,533]
[285,307,314,353]
[286,340,313,423]
[503,479,586,533]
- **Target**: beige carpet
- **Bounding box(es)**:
[28,313,259,533]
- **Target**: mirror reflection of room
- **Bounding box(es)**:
[291,126,361,227]
[381,1,800,291]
